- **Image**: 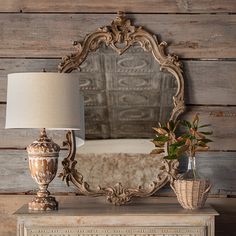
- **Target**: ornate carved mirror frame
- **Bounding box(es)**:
[58,12,185,205]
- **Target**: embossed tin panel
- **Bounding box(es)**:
[70,44,178,139]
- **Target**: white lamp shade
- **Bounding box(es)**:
[5,72,83,130]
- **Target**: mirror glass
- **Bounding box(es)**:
[73,44,178,139]
[71,44,179,190]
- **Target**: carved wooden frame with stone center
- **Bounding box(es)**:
[58,12,185,205]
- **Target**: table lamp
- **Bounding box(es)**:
[5,72,83,211]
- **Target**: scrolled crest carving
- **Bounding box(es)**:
[58,12,185,205]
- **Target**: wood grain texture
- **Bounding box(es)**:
[188,152,236,196]
[0,104,66,148]
[1,104,236,150]
[0,14,235,58]
[0,149,235,195]
[0,150,75,193]
[0,58,59,101]
[183,106,236,151]
[1,59,236,105]
[184,61,236,105]
[0,1,236,13]
[0,1,234,234]
[0,195,235,236]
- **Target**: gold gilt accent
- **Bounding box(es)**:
[58,12,184,205]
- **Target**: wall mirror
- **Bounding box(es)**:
[58,12,185,205]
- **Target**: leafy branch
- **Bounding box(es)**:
[151,114,213,159]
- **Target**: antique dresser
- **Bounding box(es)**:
[15,197,218,236]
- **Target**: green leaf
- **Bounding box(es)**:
[181,134,191,139]
[169,120,175,130]
[164,154,178,160]
[181,134,195,141]
[170,140,185,147]
[181,120,192,129]
[168,144,176,153]
[153,127,167,135]
[173,120,180,132]
[199,138,213,143]
[200,131,213,135]
[150,149,164,154]
[197,141,208,147]
[176,145,189,155]
[192,114,199,127]
[153,136,169,142]
[199,124,211,128]
[152,140,164,147]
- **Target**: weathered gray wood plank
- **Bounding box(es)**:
[1,59,236,105]
[1,104,236,150]
[1,0,236,13]
[182,106,236,151]
[0,58,59,101]
[186,152,236,196]
[0,104,67,149]
[184,61,236,105]
[0,150,75,193]
[0,149,235,195]
[0,14,235,58]
[0,150,167,194]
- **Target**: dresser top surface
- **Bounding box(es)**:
[14,197,218,217]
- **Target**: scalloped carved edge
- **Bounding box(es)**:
[58,12,185,205]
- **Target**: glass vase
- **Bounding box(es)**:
[180,156,202,180]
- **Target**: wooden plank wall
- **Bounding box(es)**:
[0,1,235,235]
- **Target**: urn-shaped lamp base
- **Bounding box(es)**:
[27,129,60,211]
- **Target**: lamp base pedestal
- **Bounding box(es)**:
[29,196,58,211]
[27,129,60,211]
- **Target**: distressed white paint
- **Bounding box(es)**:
[15,200,218,236]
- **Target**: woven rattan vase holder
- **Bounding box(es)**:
[171,179,212,210]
